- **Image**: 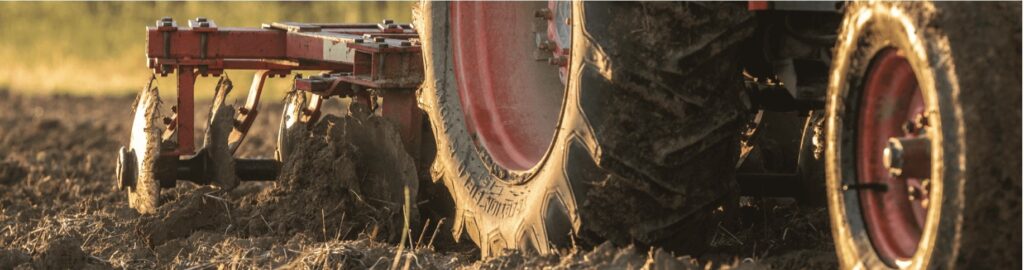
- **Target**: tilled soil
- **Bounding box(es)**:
[0,91,836,269]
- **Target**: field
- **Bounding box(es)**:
[0,90,837,269]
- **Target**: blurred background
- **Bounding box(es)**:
[0,1,414,99]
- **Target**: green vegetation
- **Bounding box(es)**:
[0,2,414,98]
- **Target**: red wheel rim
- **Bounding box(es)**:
[450,2,567,171]
[856,48,929,264]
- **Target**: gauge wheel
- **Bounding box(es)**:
[825,2,1020,269]
[417,1,753,256]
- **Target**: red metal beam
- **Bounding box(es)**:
[177,66,196,155]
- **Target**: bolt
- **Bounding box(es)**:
[195,17,207,22]
[382,19,394,25]
[534,8,552,19]
[200,21,210,28]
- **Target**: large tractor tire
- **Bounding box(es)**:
[417,2,753,256]
[825,2,1021,269]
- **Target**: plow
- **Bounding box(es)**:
[114,2,1020,269]
[116,18,425,214]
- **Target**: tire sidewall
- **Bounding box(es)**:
[825,3,965,269]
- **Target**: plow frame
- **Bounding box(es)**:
[147,17,425,164]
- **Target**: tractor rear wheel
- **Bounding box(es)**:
[825,2,1021,269]
[417,2,754,256]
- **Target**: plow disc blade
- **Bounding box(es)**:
[120,82,163,214]
[204,78,240,189]
[276,91,308,161]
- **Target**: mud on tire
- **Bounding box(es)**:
[825,2,1021,269]
[417,2,754,256]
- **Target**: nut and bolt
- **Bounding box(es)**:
[195,17,207,22]
[382,19,394,25]
[158,17,174,27]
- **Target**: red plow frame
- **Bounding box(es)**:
[148,17,424,160]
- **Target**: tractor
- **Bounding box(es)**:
[115,1,1020,269]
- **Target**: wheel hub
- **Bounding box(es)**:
[450,2,568,171]
[855,48,932,264]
